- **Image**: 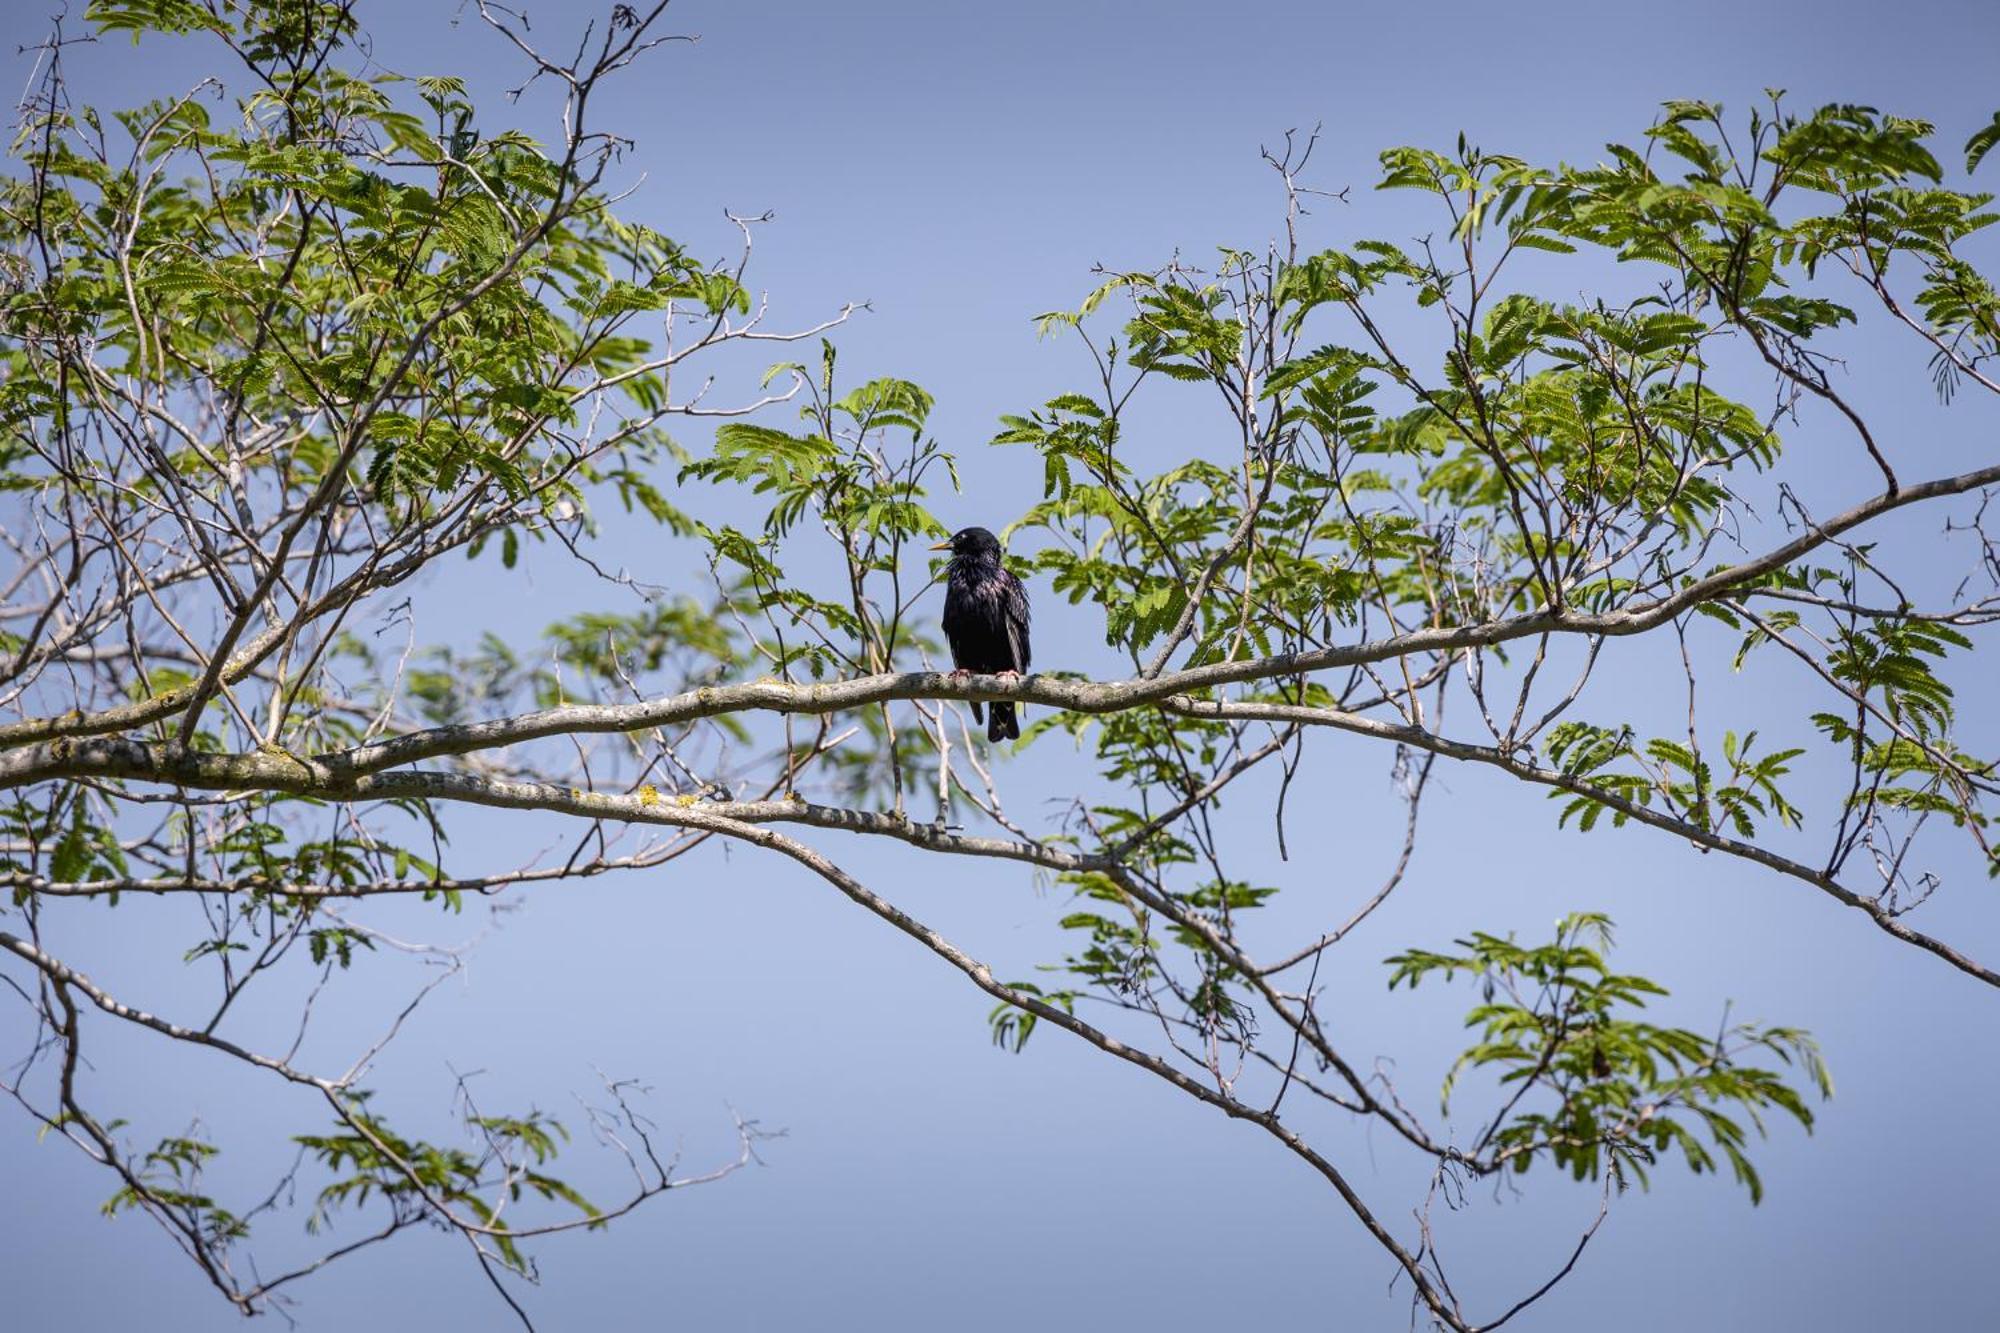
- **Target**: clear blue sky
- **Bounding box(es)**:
[6,1,1999,1329]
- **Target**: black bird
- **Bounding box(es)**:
[931,526,1031,742]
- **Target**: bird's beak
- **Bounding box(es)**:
[928,539,952,552]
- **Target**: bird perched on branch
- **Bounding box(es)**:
[932,526,1032,742]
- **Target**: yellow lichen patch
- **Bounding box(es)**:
[674,793,697,807]
[637,785,660,806]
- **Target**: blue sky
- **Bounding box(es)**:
[6,0,1999,1328]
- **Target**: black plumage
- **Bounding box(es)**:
[932,526,1032,742]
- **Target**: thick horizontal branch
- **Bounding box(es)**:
[326,457,2000,772]
[6,459,1995,765]
[0,846,702,899]
[0,737,1094,869]
[10,714,1993,994]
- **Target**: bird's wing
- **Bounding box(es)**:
[1002,570,1032,673]
[940,578,970,671]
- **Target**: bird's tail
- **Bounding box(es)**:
[988,701,1019,743]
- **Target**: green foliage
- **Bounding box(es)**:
[2,787,128,904]
[4,0,739,612]
[1388,915,1830,1201]
[298,1097,600,1272]
[102,1132,246,1248]
[1545,722,1805,837]
[1825,619,1969,739]
[49,790,130,886]
[987,982,1077,1053]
